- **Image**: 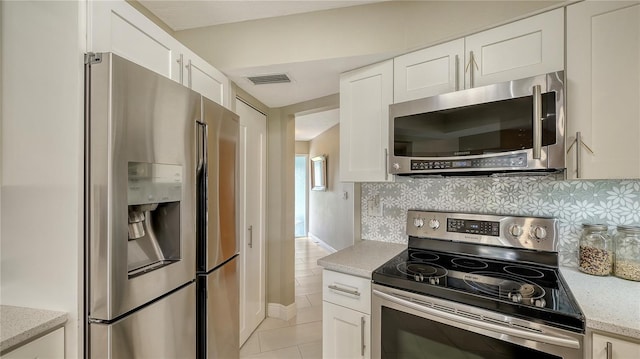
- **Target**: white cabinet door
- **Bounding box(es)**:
[184,54,231,108]
[89,1,182,82]
[465,8,564,88]
[1,327,64,359]
[322,301,370,359]
[592,333,640,359]
[394,39,464,103]
[566,1,640,179]
[339,60,393,182]
[237,99,267,346]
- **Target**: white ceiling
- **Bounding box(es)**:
[139,0,389,139]
[139,0,384,30]
[295,108,340,141]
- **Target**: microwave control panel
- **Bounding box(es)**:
[410,153,527,171]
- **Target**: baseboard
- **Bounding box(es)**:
[267,302,297,321]
[308,233,337,253]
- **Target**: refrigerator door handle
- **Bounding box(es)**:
[196,122,207,173]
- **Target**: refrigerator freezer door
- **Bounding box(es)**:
[197,98,240,272]
[87,53,199,321]
[198,255,239,359]
[90,282,196,358]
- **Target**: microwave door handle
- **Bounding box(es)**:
[532,84,542,159]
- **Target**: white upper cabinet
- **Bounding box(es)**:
[340,60,394,182]
[89,1,182,82]
[566,1,640,179]
[465,8,564,88]
[182,54,231,107]
[88,0,230,108]
[394,8,564,103]
[394,39,464,103]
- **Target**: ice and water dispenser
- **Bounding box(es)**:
[127,162,182,277]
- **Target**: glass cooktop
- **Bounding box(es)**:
[372,248,585,333]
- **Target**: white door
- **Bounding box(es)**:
[464,8,564,88]
[566,1,640,179]
[339,60,393,182]
[322,301,371,359]
[393,38,464,103]
[237,98,267,345]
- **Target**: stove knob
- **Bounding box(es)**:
[509,224,523,237]
[413,218,425,228]
[428,219,440,230]
[534,298,546,308]
[392,163,400,170]
[531,226,547,240]
[429,277,439,285]
[509,292,522,303]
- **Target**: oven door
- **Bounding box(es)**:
[372,284,583,359]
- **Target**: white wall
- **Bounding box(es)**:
[308,125,358,251]
[1,1,85,357]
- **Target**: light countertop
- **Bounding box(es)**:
[560,267,640,339]
[0,305,67,354]
[317,240,406,278]
[318,241,640,340]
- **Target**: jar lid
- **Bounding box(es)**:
[616,225,640,233]
[582,223,608,231]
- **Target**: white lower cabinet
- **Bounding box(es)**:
[592,333,640,359]
[323,302,370,359]
[1,328,64,359]
[322,270,371,359]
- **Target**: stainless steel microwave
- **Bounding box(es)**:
[389,71,565,176]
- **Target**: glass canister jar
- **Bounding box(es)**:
[579,224,613,276]
[613,225,640,281]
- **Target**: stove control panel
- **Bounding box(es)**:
[406,210,558,252]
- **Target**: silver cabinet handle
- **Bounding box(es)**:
[361,316,366,357]
[606,341,613,359]
[532,84,542,160]
[248,225,253,248]
[328,284,360,297]
[187,59,192,88]
[566,131,594,179]
[454,55,459,91]
[576,131,582,179]
[177,54,184,84]
[465,51,478,88]
[384,148,389,181]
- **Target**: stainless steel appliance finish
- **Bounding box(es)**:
[85,53,199,357]
[372,284,583,359]
[196,97,240,359]
[371,210,584,359]
[389,71,565,176]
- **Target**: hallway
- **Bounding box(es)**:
[240,237,330,358]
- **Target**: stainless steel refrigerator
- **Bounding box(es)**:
[84,52,238,358]
[196,97,240,359]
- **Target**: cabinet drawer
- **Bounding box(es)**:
[323,270,371,314]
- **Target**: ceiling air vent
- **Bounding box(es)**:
[247,73,291,85]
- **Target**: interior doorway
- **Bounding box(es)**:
[294,155,308,238]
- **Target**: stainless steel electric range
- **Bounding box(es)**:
[371,210,585,359]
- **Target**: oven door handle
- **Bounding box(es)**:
[373,289,581,350]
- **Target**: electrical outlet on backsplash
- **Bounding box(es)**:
[361,177,640,267]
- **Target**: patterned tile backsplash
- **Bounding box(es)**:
[361,177,640,266]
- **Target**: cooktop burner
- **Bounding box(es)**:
[373,248,584,332]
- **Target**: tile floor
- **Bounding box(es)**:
[240,237,330,359]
